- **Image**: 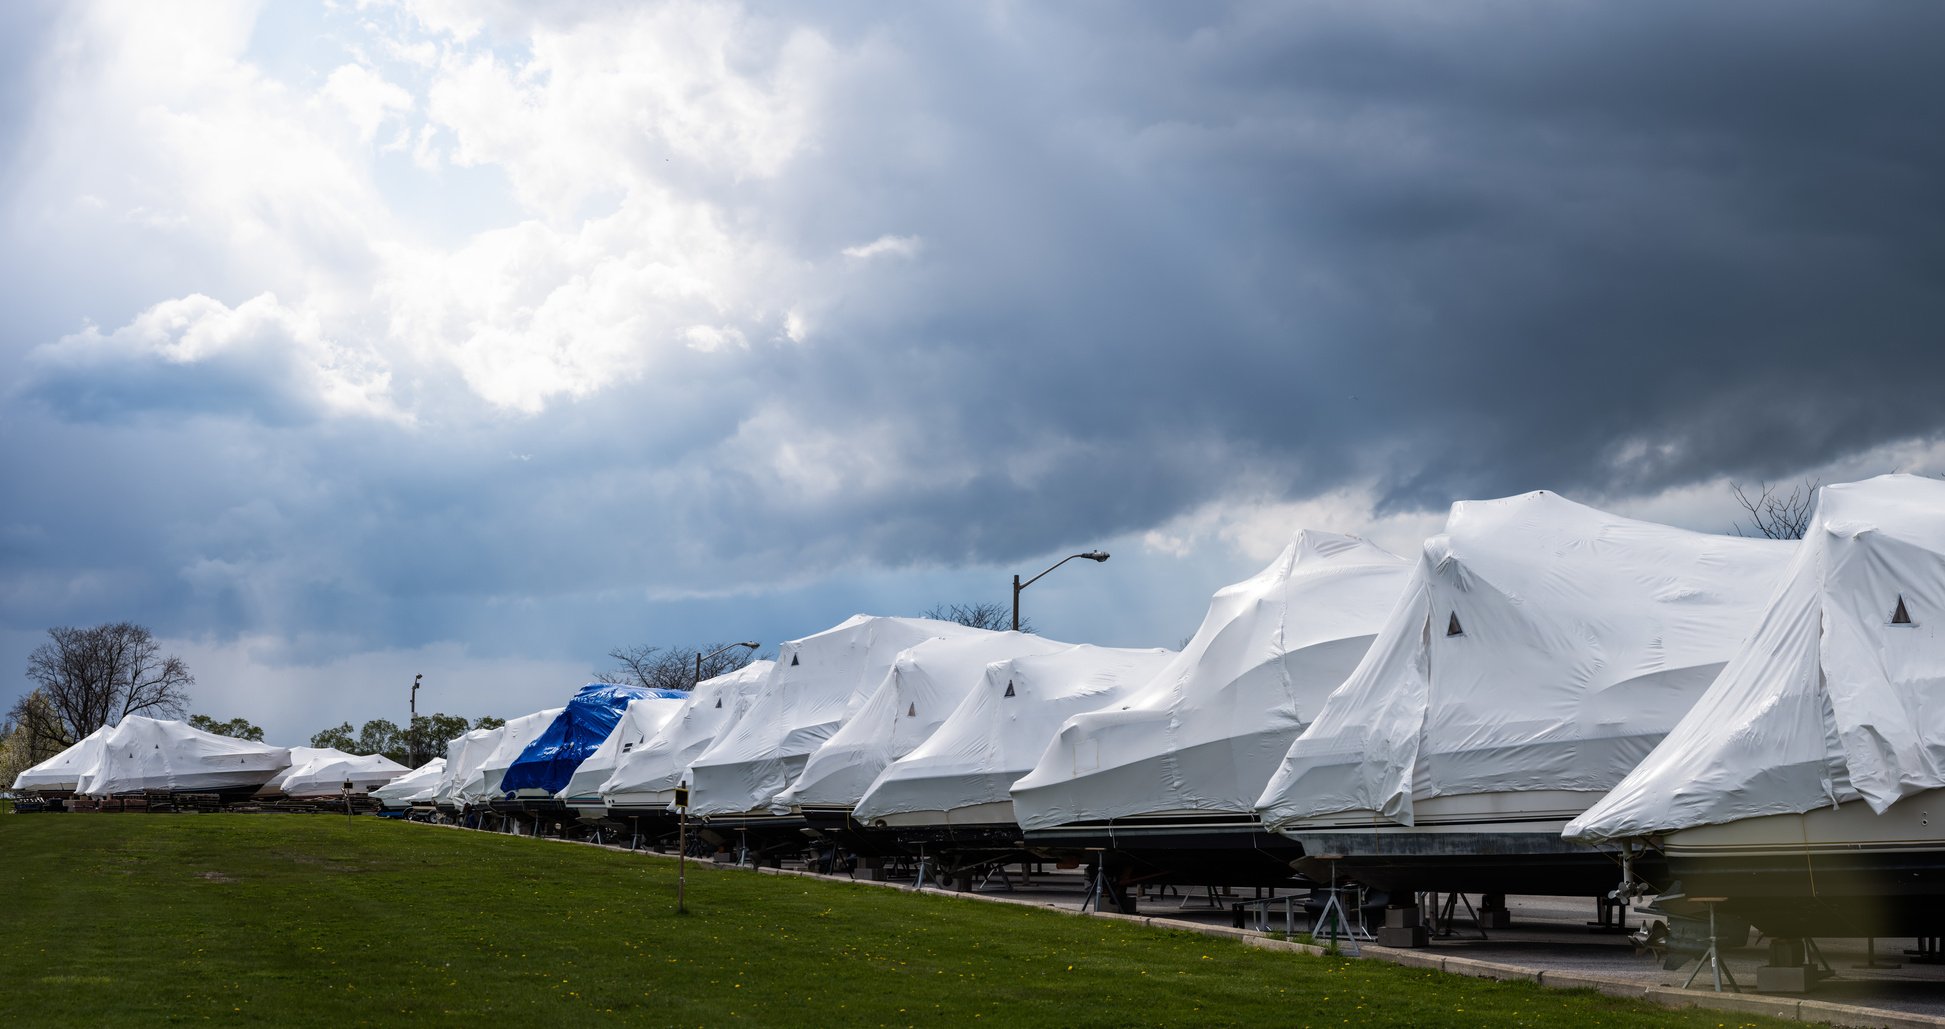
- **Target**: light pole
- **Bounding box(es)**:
[679,641,759,915]
[695,642,761,691]
[409,673,423,766]
[1013,551,1110,631]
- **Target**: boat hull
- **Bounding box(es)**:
[1659,790,1945,937]
[1277,790,1642,895]
[1026,813,1309,888]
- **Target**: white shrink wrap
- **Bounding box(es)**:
[278,752,412,797]
[470,708,564,802]
[600,661,775,810]
[1256,491,1791,831]
[1012,532,1407,831]
[75,716,292,796]
[556,695,687,807]
[854,644,1175,827]
[1569,475,1945,842]
[432,728,498,810]
[779,632,1070,811]
[11,724,113,792]
[686,617,986,818]
[372,757,446,808]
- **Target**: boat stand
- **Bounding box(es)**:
[1179,885,1228,910]
[1421,891,1488,940]
[1906,937,1945,965]
[1854,937,1902,969]
[975,863,1015,892]
[913,846,933,891]
[1079,861,1105,913]
[1681,900,1740,993]
[1312,860,1363,956]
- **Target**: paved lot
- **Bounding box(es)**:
[843,864,1945,1022]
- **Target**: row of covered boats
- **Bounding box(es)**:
[13,474,1945,945]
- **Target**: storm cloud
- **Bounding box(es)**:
[3,1,1942,738]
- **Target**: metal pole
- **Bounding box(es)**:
[1012,574,1022,631]
[677,796,687,914]
[410,673,422,767]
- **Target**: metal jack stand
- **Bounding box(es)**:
[913,846,932,891]
[974,861,1015,892]
[1682,900,1739,993]
[1313,860,1362,957]
[1855,937,1902,969]
[1422,891,1488,940]
[1906,937,1945,965]
[1180,885,1224,910]
[1079,861,1105,913]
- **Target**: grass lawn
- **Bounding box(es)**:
[0,813,1789,1027]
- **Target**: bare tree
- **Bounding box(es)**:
[1731,479,1819,540]
[599,643,757,691]
[923,601,1030,634]
[14,622,193,752]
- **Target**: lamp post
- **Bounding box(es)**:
[679,641,759,915]
[1013,551,1110,631]
[695,642,761,691]
[409,673,423,766]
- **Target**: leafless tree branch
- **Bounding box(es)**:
[1730,479,1819,540]
[923,601,1029,634]
[18,622,192,749]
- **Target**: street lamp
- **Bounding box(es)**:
[695,642,761,690]
[409,673,423,766]
[1013,551,1110,631]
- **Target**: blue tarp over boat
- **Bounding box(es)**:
[501,684,686,796]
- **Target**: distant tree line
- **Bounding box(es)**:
[188,714,265,741]
[309,713,506,766]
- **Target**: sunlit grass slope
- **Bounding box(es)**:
[0,814,1785,1027]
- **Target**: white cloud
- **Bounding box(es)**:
[422,2,834,214]
[317,63,414,145]
[842,234,923,260]
[1141,483,1448,564]
[26,293,399,423]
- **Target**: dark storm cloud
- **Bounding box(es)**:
[824,1,1945,513]
[7,0,1945,669]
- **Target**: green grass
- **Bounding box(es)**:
[0,814,1788,1028]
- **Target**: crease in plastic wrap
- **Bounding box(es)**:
[599,660,775,809]
[1012,531,1407,832]
[853,643,1175,826]
[685,616,987,817]
[779,631,1071,810]
[75,715,293,796]
[1256,490,1791,831]
[555,694,689,804]
[1569,474,1945,842]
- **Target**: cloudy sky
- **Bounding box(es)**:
[3,1,1942,743]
